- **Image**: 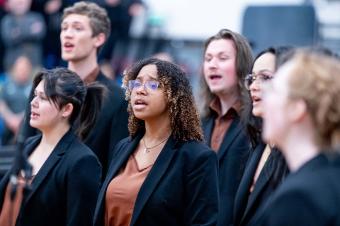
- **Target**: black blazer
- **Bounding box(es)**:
[233,142,282,226]
[254,154,340,226]
[84,72,129,172]
[0,129,102,226]
[18,71,129,174]
[202,115,251,226]
[93,133,219,226]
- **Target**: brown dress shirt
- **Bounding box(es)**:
[209,98,240,152]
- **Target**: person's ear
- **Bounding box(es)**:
[288,99,307,123]
[94,33,106,48]
[61,103,73,118]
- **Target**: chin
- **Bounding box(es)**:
[29,121,39,130]
[252,108,262,117]
[209,87,224,95]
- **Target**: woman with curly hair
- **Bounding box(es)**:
[255,49,340,226]
[93,58,219,226]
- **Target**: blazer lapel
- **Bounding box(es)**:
[241,147,275,223]
[202,117,214,146]
[217,117,242,160]
[234,143,265,224]
[130,136,177,226]
[23,130,75,204]
[93,135,141,225]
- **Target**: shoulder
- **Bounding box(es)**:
[114,137,132,150]
[270,165,339,212]
[24,133,41,146]
[200,115,213,127]
[177,140,217,166]
[96,72,126,102]
[66,137,100,165]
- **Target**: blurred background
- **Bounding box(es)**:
[0,0,339,168]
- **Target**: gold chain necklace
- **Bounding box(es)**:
[142,136,169,154]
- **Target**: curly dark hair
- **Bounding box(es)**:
[123,58,203,142]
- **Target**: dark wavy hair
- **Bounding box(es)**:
[241,46,293,187]
[31,67,106,139]
[242,46,293,147]
[123,58,203,142]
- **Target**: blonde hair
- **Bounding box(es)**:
[287,50,340,150]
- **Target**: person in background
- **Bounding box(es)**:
[0,67,104,226]
[255,49,340,226]
[200,28,253,226]
[99,0,145,79]
[19,1,129,175]
[1,0,46,71]
[0,55,33,145]
[233,47,291,226]
[93,58,219,226]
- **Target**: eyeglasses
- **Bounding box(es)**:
[128,80,160,91]
[244,73,273,90]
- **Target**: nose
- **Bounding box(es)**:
[61,28,73,38]
[207,58,218,69]
[249,78,261,92]
[135,83,147,94]
[31,96,39,108]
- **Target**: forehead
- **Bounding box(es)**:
[253,52,276,72]
[35,79,45,92]
[136,64,158,80]
[205,39,236,55]
[62,14,91,26]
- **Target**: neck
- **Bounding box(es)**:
[68,54,98,80]
[281,129,319,172]
[144,115,171,142]
[216,92,239,115]
[40,123,71,148]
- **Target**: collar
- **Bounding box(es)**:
[209,97,240,118]
[83,67,100,84]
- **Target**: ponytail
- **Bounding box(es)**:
[76,82,107,139]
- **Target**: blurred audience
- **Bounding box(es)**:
[0,55,32,145]
[1,0,46,71]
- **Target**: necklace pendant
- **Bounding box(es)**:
[144,148,149,154]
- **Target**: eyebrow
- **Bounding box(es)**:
[136,75,158,80]
[61,21,84,26]
[253,69,274,74]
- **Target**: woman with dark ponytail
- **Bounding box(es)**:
[0,67,106,226]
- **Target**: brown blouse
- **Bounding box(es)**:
[105,155,152,226]
[0,176,30,226]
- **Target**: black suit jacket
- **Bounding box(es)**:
[19,71,129,174]
[233,142,280,226]
[202,115,251,226]
[0,129,102,226]
[93,133,219,226]
[254,153,340,226]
